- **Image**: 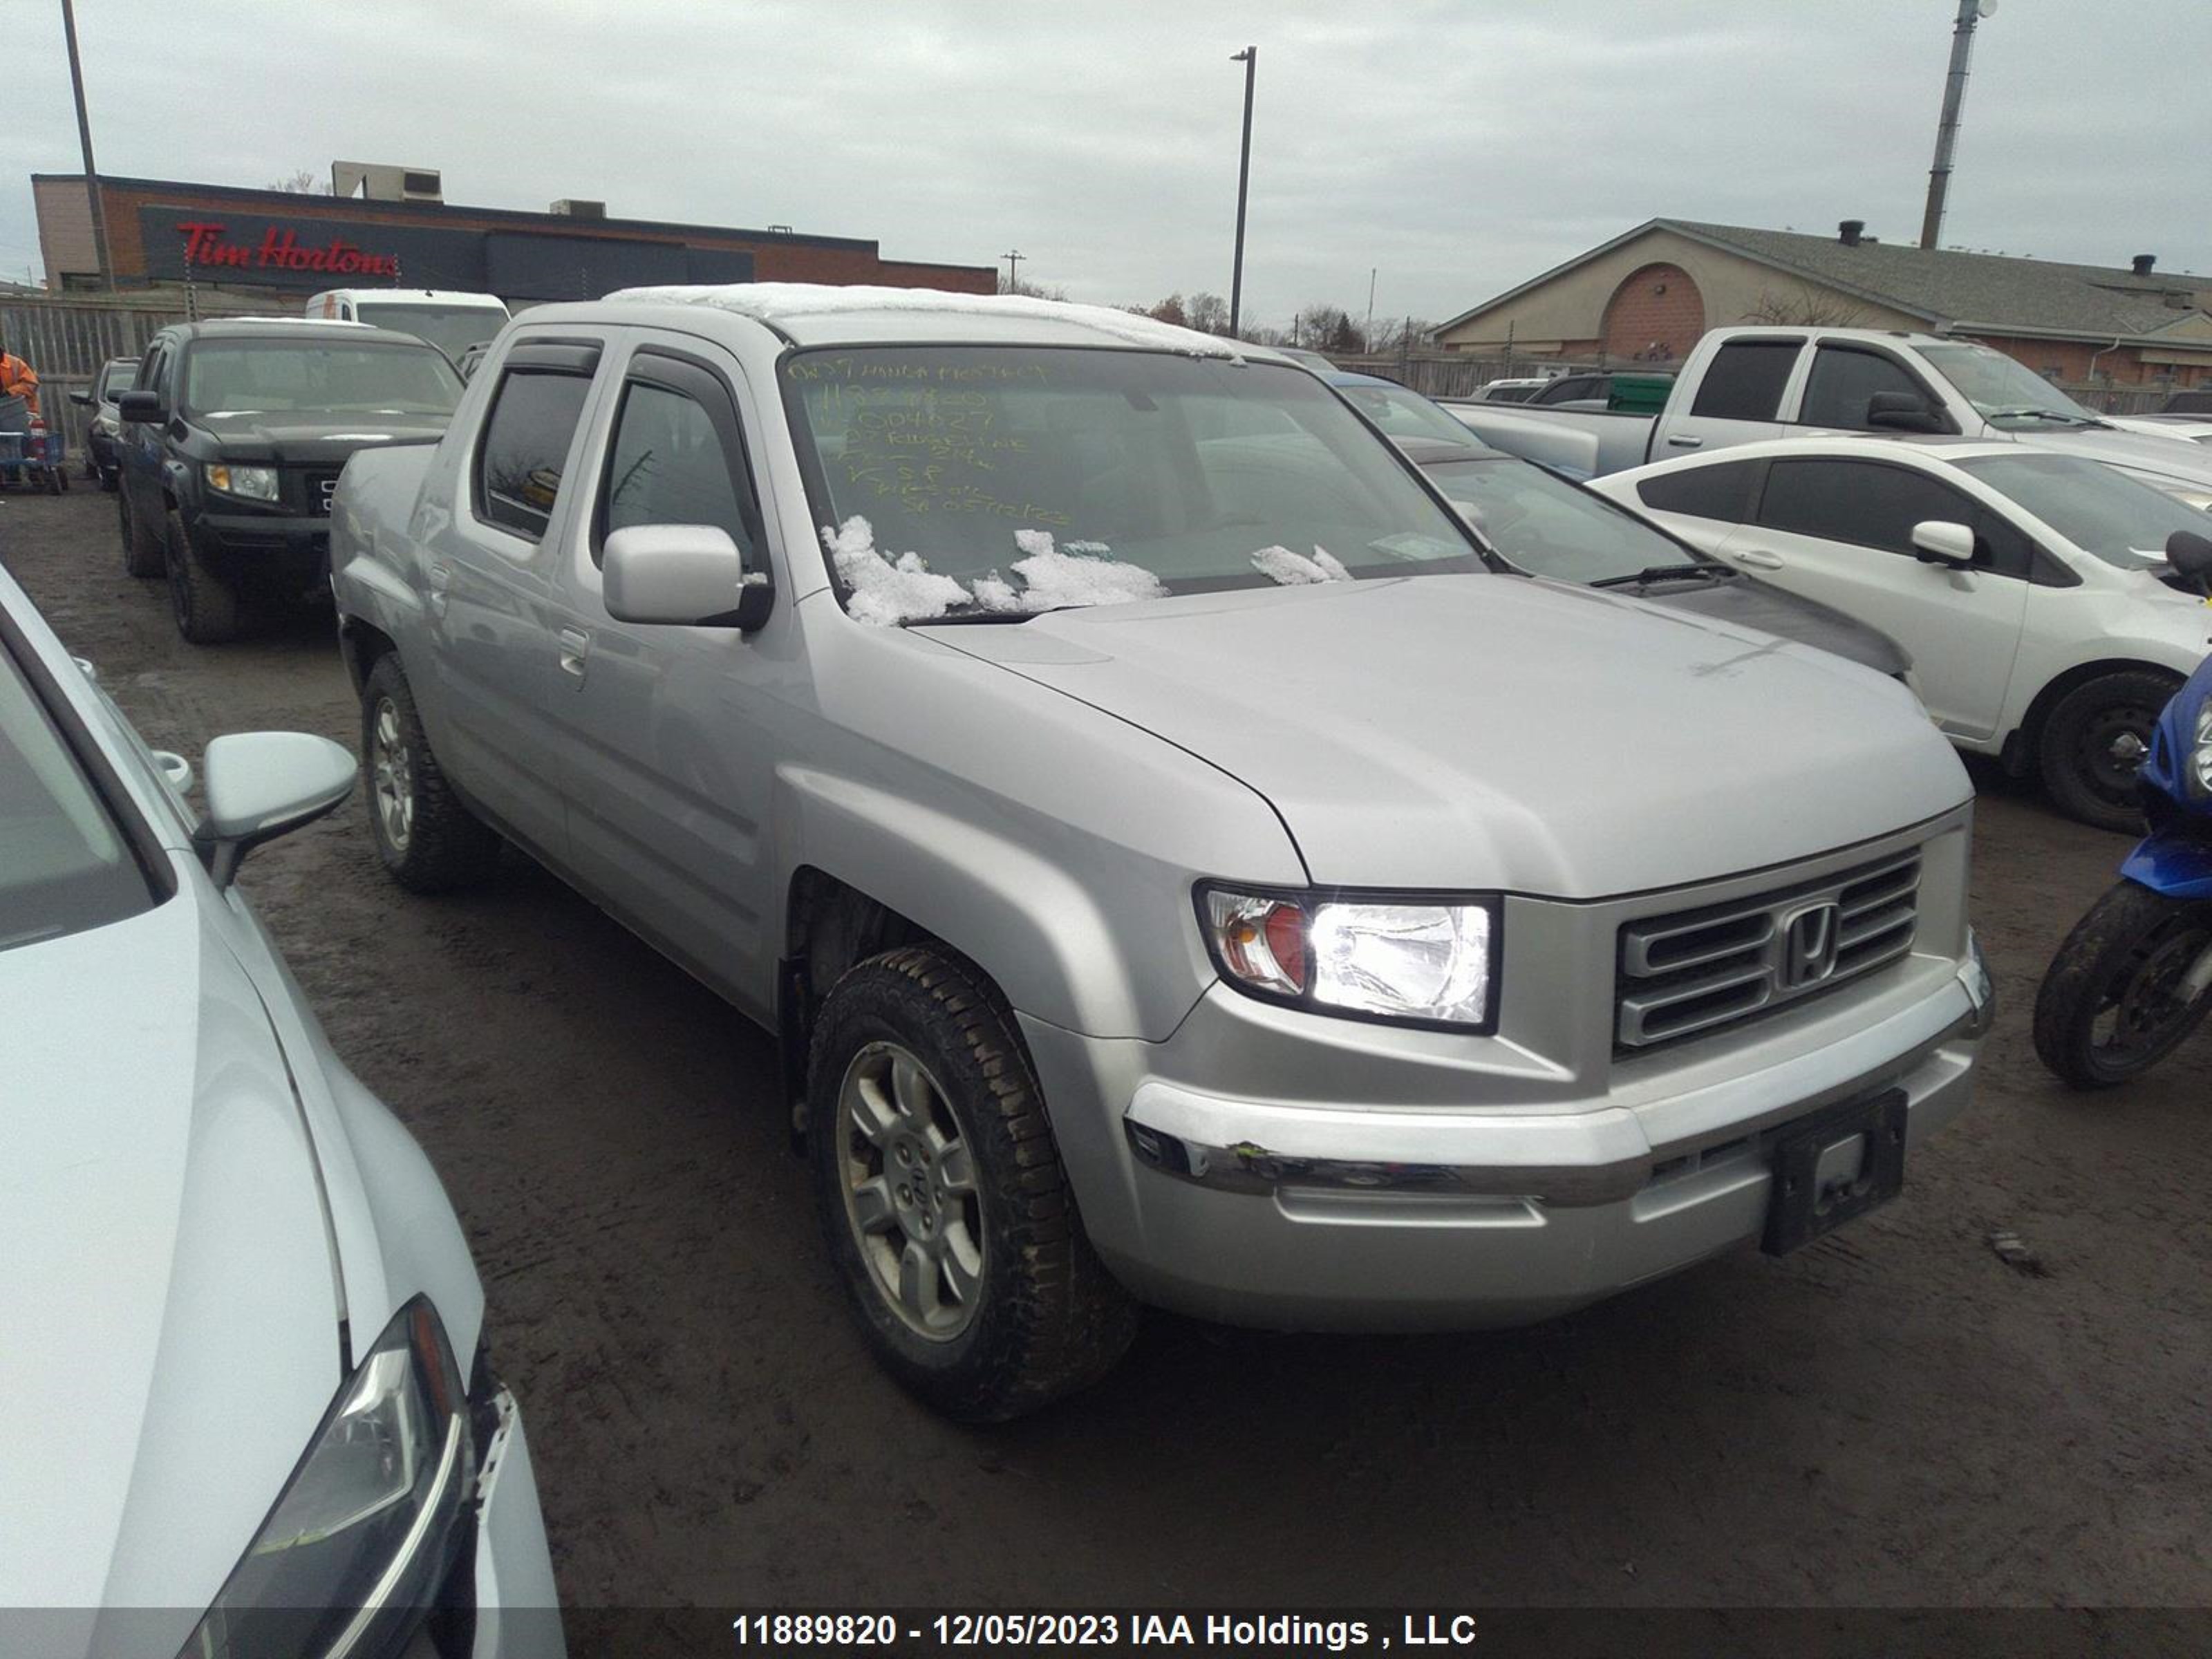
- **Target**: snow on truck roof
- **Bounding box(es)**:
[605,283,1248,357]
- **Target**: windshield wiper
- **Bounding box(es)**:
[1590,563,1733,588]
[1989,407,2099,425]
[909,603,1089,627]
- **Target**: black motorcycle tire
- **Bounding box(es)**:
[2033,882,2212,1089]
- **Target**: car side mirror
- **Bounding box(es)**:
[1910,520,1978,570]
[68,388,93,407]
[1867,391,1944,433]
[190,731,356,888]
[2168,528,2212,592]
[118,389,165,423]
[603,523,774,631]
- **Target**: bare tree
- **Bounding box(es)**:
[998,272,1067,301]
[1145,293,1190,328]
[265,168,332,195]
[1742,285,1869,327]
[1183,291,1230,335]
[1294,303,1365,355]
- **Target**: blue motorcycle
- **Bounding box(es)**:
[2034,532,2212,1087]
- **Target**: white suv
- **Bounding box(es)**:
[1595,436,2212,830]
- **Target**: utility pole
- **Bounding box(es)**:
[1365,267,1376,351]
[1001,249,1024,294]
[1228,46,1257,337]
[59,0,114,290]
[1920,0,1994,250]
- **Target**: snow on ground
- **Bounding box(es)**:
[608,283,1239,357]
[1250,544,1353,585]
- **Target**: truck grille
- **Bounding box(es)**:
[1615,850,1921,1051]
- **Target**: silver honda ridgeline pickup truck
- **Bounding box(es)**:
[330,285,1994,1420]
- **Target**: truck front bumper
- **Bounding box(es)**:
[186,506,330,591]
[1019,926,1992,1333]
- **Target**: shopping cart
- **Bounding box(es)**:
[0,394,70,494]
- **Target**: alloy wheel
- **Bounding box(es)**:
[371,695,415,854]
[836,1040,985,1340]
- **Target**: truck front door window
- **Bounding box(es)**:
[1688,341,1800,422]
[1799,348,1930,431]
[476,370,594,541]
[599,379,762,569]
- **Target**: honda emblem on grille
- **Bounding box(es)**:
[1780,902,1842,988]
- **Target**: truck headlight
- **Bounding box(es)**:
[1199,884,1499,1030]
[2191,700,2212,796]
[177,1299,468,1658]
[206,462,280,502]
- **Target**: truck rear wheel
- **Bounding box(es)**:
[807,946,1136,1421]
[164,508,241,643]
[361,655,503,892]
[2037,670,2176,833]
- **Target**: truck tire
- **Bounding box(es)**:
[361,655,503,892]
[807,946,1137,1421]
[120,491,162,577]
[2037,670,2178,834]
[2032,881,2212,1088]
[164,507,241,643]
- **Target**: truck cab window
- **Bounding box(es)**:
[1689,339,1800,421]
[476,370,594,541]
[599,379,761,569]
[1757,459,1978,559]
[1799,347,1931,431]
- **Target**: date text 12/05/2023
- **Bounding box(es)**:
[729,1612,1482,1649]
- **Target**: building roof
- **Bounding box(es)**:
[1443,217,2212,344]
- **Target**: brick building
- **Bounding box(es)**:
[31,171,996,305]
[1436,218,2212,393]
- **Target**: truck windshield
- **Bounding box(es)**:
[350,303,507,363]
[1,644,158,952]
[182,341,462,418]
[1955,452,2212,569]
[1421,453,1702,584]
[782,346,1485,623]
[1920,344,2099,429]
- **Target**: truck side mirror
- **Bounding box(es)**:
[2167,529,2212,592]
[603,523,774,632]
[118,390,165,423]
[1866,392,1944,433]
[1910,521,1977,569]
[68,388,93,407]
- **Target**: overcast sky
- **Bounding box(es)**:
[8,0,2209,326]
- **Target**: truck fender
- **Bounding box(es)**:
[776,764,1194,1042]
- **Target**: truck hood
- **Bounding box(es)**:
[0,883,340,1644]
[931,574,1969,896]
[198,409,451,461]
[2014,423,2212,488]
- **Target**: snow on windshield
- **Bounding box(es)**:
[1250,544,1352,585]
[823,519,1168,625]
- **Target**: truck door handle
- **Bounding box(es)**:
[1735,549,1784,570]
[559,626,592,679]
[1665,434,1703,449]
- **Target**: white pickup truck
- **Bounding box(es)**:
[1450,326,2212,509]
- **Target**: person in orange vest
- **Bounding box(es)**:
[0,336,39,417]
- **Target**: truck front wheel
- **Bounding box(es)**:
[361,655,503,892]
[808,946,1137,1421]
[163,508,241,643]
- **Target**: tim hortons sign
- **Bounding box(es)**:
[176,221,399,278]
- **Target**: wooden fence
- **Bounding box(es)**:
[0,288,292,460]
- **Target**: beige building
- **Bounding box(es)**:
[1436,218,2212,391]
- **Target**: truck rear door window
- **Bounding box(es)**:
[1799,347,1931,431]
[1635,458,1760,522]
[476,369,594,541]
[1689,340,1800,421]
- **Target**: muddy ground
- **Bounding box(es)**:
[6,487,2208,1644]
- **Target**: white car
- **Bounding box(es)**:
[1593,436,2212,831]
[0,565,562,1656]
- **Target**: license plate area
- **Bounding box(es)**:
[1761,1088,1906,1255]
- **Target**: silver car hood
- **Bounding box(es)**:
[0,881,340,1641]
[937,574,1969,896]
[2018,424,2212,487]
